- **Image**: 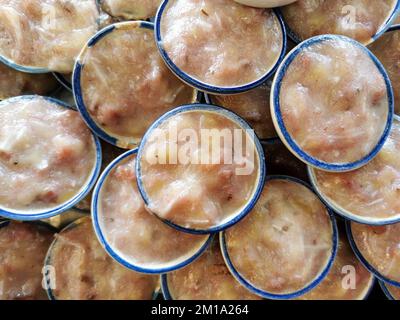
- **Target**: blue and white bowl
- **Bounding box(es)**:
[271,34,394,172]
[308,116,400,226]
[369,25,400,117]
[136,103,266,235]
[0,1,103,74]
[0,55,51,74]
[279,1,400,46]
[91,148,212,274]
[220,175,339,300]
[44,217,161,300]
[0,95,102,221]
[308,166,400,226]
[73,21,198,149]
[160,273,173,300]
[155,1,287,94]
[346,221,400,287]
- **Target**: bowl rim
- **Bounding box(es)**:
[278,1,400,46]
[0,1,104,74]
[308,112,400,225]
[219,175,339,300]
[160,235,225,300]
[0,55,51,74]
[160,273,173,300]
[135,103,266,235]
[0,219,59,233]
[154,1,287,94]
[0,95,102,221]
[43,217,160,300]
[91,147,213,274]
[379,280,400,300]
[386,24,400,33]
[270,34,394,172]
[346,220,400,287]
[73,20,198,149]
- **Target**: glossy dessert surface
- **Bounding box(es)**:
[298,234,373,300]
[0,0,100,72]
[370,28,400,115]
[0,222,54,300]
[166,239,261,300]
[281,0,397,44]
[160,0,283,87]
[311,118,400,223]
[47,218,159,300]
[0,96,97,212]
[79,22,195,147]
[351,222,400,283]
[224,179,334,295]
[278,37,389,165]
[97,153,210,269]
[139,109,261,231]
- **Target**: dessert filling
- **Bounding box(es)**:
[80,22,195,145]
[47,218,159,300]
[139,109,261,230]
[0,96,97,212]
[0,0,100,72]
[279,38,388,164]
[224,179,334,295]
[160,0,283,87]
[281,0,397,44]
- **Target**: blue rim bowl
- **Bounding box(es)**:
[375,24,400,117]
[155,2,287,94]
[346,220,400,287]
[73,20,198,149]
[308,115,400,226]
[220,175,339,300]
[278,1,400,46]
[44,217,160,300]
[136,103,266,235]
[0,95,102,221]
[379,280,400,300]
[0,1,104,74]
[160,235,234,301]
[160,273,173,300]
[271,34,394,172]
[0,55,51,74]
[91,148,212,274]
